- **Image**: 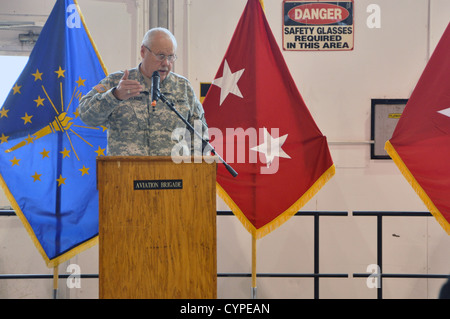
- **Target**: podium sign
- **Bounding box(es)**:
[97,156,217,299]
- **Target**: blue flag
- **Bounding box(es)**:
[0,0,107,267]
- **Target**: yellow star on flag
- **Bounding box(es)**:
[0,133,9,144]
[34,96,45,107]
[76,77,86,87]
[25,134,34,145]
[79,165,90,176]
[95,146,106,156]
[10,156,20,166]
[60,147,71,158]
[21,113,33,124]
[0,108,9,118]
[12,83,22,95]
[32,69,43,81]
[32,172,42,182]
[40,148,50,158]
[56,175,66,186]
[55,66,65,78]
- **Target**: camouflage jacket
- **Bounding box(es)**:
[79,66,208,156]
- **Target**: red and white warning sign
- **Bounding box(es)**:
[283,0,354,51]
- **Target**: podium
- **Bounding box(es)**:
[96,156,217,299]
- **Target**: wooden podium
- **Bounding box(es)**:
[96,156,217,299]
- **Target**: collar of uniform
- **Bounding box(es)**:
[136,64,151,90]
[137,63,173,88]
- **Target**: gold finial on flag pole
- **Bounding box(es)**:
[259,0,265,12]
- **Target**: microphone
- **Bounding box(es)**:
[151,71,160,111]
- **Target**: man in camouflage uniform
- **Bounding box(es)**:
[79,27,208,156]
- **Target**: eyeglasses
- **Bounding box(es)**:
[143,45,177,63]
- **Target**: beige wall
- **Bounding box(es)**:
[0,0,449,299]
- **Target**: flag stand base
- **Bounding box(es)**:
[252,287,257,299]
[52,266,58,299]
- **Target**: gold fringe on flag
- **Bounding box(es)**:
[385,140,450,235]
[216,164,336,239]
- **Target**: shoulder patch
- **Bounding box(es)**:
[94,84,107,93]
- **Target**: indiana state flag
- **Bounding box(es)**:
[0,0,107,267]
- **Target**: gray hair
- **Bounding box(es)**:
[142,27,177,50]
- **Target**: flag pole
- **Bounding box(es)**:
[252,0,263,296]
[52,265,59,299]
[251,235,257,299]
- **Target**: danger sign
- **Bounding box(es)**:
[283,0,354,51]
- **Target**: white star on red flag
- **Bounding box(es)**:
[251,127,291,167]
[437,107,450,117]
[211,59,245,106]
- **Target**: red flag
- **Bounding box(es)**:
[203,0,335,238]
[385,22,450,235]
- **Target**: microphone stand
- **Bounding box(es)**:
[156,90,238,178]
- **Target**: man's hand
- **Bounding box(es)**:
[113,70,144,100]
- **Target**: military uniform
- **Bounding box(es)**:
[79,65,208,156]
